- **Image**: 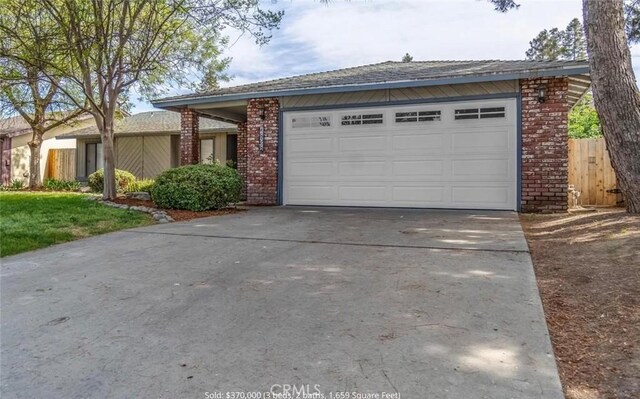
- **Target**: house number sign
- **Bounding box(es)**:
[259,126,265,152]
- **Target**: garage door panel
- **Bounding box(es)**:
[339,136,387,152]
[392,186,445,203]
[452,130,510,153]
[338,186,387,202]
[288,184,335,201]
[452,159,510,179]
[392,134,444,151]
[339,161,387,176]
[289,137,333,153]
[392,160,444,176]
[284,99,517,210]
[288,161,334,177]
[452,186,510,205]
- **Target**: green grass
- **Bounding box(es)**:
[0,192,153,257]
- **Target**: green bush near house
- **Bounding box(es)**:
[88,168,136,193]
[151,164,242,211]
[126,179,155,193]
[43,178,81,192]
[568,93,602,139]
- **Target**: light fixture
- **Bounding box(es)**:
[537,84,547,103]
[259,107,266,120]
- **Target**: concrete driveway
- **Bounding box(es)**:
[1,207,563,399]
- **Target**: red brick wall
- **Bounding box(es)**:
[245,98,279,205]
[180,109,199,165]
[236,122,248,200]
[520,77,569,212]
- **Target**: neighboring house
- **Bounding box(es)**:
[56,111,237,180]
[152,60,591,212]
[0,115,93,186]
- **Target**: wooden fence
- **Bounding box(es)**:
[46,149,76,181]
[568,138,619,206]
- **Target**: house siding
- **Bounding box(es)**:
[281,80,518,109]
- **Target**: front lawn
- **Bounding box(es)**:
[0,192,153,257]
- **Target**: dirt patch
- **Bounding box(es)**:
[111,197,244,222]
[520,208,640,399]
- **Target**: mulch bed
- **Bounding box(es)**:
[520,208,640,399]
[111,197,244,222]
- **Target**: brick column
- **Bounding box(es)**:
[180,109,199,165]
[245,98,279,205]
[520,77,569,213]
[236,122,248,200]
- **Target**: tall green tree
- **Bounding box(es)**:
[525,19,586,61]
[525,28,564,60]
[0,0,84,188]
[41,0,283,199]
[491,0,640,213]
[568,94,601,139]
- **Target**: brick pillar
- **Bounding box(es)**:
[520,77,569,213]
[180,109,199,165]
[236,122,248,200]
[245,98,279,205]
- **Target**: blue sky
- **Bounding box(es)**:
[132,0,640,113]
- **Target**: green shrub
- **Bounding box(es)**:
[151,164,242,211]
[126,179,155,193]
[88,168,136,193]
[43,178,81,192]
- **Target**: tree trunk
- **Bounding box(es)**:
[102,126,117,200]
[27,131,44,189]
[583,0,640,213]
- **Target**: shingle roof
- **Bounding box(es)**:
[0,113,93,138]
[57,111,236,139]
[153,60,590,105]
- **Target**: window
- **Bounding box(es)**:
[85,142,103,175]
[395,110,441,123]
[291,115,331,128]
[200,139,215,163]
[479,107,506,119]
[454,107,506,120]
[341,113,384,126]
[226,134,238,168]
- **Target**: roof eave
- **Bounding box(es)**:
[55,127,237,140]
[151,65,591,108]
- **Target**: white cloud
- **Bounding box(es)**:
[134,0,639,113]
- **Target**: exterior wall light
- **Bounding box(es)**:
[259,107,266,120]
[537,85,547,103]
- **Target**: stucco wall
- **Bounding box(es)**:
[9,119,92,183]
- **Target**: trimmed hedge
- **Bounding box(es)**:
[88,168,136,193]
[151,164,242,211]
[126,179,155,193]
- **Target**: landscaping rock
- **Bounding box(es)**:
[78,186,92,193]
[126,191,151,201]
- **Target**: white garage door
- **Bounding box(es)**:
[283,98,517,210]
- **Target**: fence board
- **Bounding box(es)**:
[568,138,618,206]
[46,149,76,181]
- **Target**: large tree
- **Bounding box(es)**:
[492,0,640,213]
[0,0,83,188]
[41,0,282,199]
[525,19,586,61]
